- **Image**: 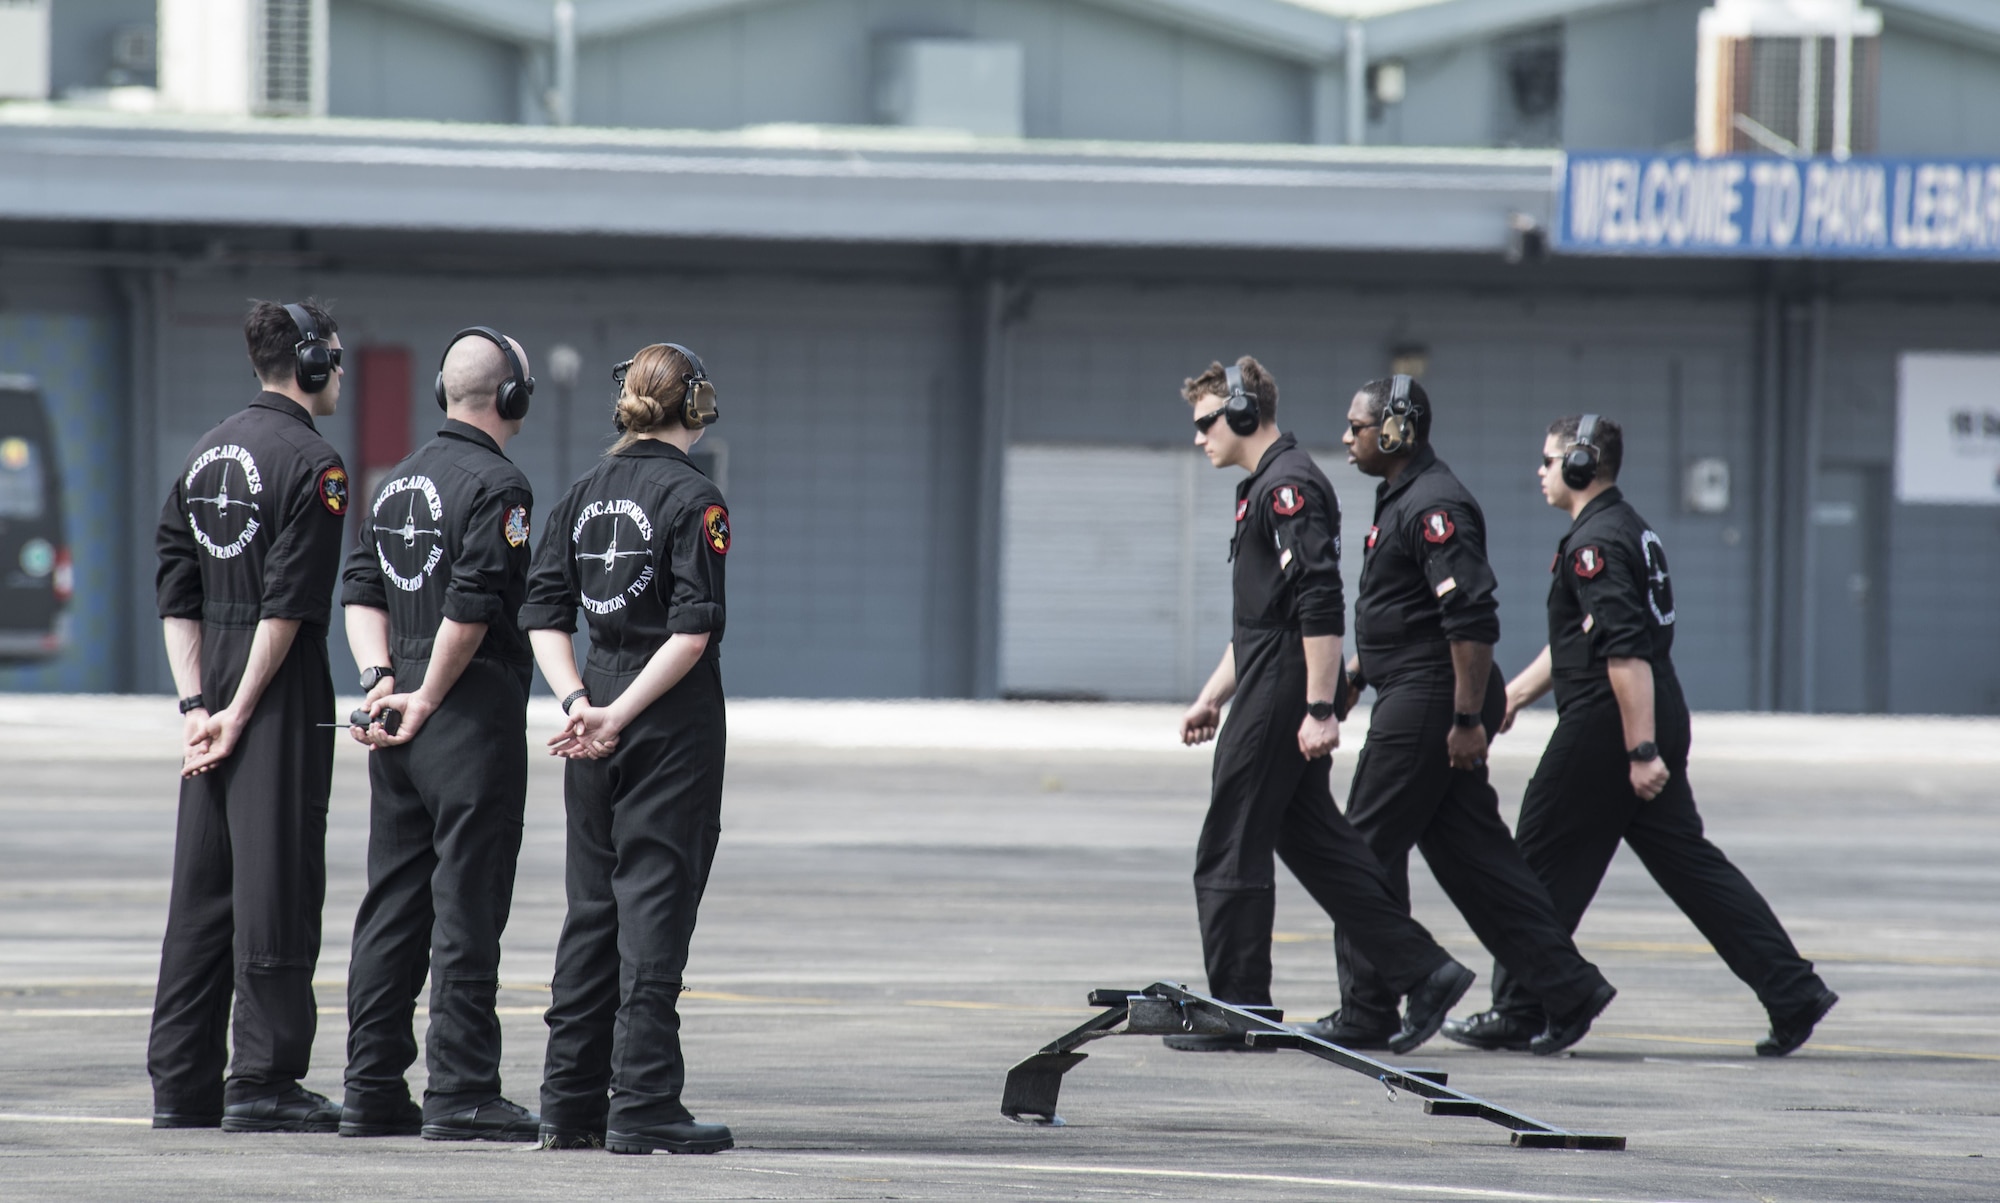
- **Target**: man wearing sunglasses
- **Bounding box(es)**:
[1316,377,1615,1057]
[1175,356,1474,1056]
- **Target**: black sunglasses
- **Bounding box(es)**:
[327,348,343,370]
[1347,419,1380,438]
[1192,404,1229,433]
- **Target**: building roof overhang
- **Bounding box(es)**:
[0,110,1561,255]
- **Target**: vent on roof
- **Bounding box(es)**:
[160,0,325,116]
[1697,0,1881,157]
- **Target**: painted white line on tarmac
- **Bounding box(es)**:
[766,1153,1703,1202]
[0,1112,150,1126]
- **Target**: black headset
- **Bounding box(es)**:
[435,327,534,421]
[1377,373,1424,454]
[284,303,334,394]
[1561,413,1601,489]
[1221,363,1259,436]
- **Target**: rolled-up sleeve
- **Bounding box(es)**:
[1572,539,1651,659]
[444,485,530,626]
[155,478,204,620]
[339,485,387,612]
[261,455,346,625]
[1409,503,1500,646]
[518,487,580,633]
[664,496,727,635]
[1270,478,1344,638]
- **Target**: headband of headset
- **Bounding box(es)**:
[1377,373,1423,454]
[284,303,333,394]
[1221,363,1260,437]
[435,326,534,421]
[1561,413,1601,490]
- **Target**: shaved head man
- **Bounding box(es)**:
[338,328,543,1141]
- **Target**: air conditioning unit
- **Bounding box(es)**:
[0,0,51,101]
[1697,0,1881,157]
[159,0,327,117]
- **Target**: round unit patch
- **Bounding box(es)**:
[573,499,656,615]
[702,504,731,555]
[372,475,446,592]
[184,443,264,559]
[504,504,531,548]
[318,466,350,516]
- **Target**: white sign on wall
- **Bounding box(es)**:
[1896,353,2000,505]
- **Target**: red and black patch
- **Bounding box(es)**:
[1271,485,1304,516]
[1420,508,1455,544]
[1572,545,1606,579]
[702,504,731,555]
[317,466,349,516]
[1235,498,1248,522]
[1366,524,1379,550]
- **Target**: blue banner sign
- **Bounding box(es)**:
[1557,153,2000,259]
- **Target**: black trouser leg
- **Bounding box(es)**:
[540,755,620,1133]
[223,642,334,1104]
[149,771,237,1118]
[343,746,436,1111]
[1195,887,1276,1007]
[1340,665,1606,1027]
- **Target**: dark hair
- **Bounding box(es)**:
[611,343,697,453]
[1357,376,1433,444]
[1548,414,1624,481]
[1181,356,1277,426]
[244,299,337,384]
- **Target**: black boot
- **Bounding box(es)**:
[221,1086,341,1134]
[422,1097,539,1142]
[1530,983,1617,1056]
[1290,1010,1397,1050]
[1390,960,1476,1055]
[605,1119,734,1155]
[1441,1009,1541,1052]
[338,1097,422,1137]
[1757,990,1838,1057]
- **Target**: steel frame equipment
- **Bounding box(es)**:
[1001,982,1626,1150]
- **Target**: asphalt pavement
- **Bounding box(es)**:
[0,697,1994,1201]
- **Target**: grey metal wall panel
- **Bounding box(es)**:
[1561,0,1703,152]
[1006,281,1760,708]
[1373,41,1497,149]
[330,0,521,125]
[1879,24,2000,157]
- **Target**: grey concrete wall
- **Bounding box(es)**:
[329,0,522,125]
[1877,22,2000,157]
[1561,0,1703,151]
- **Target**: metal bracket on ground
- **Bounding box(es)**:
[1000,981,1626,1151]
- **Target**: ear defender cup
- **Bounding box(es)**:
[662,342,719,428]
[1222,363,1259,436]
[436,326,535,420]
[284,303,332,394]
[1561,412,1601,490]
[1377,373,1420,454]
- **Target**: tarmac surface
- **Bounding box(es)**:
[0,696,1995,1202]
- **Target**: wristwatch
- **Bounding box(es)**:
[1306,700,1336,721]
[562,688,591,715]
[1627,741,1660,763]
[1452,712,1482,729]
[177,694,206,714]
[359,665,394,691]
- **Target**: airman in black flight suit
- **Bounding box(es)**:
[1177,357,1474,1056]
[338,328,540,1141]
[1317,378,1616,1056]
[1447,415,1838,1056]
[150,300,351,1133]
[521,342,735,1154]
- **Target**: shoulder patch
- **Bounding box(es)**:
[1234,498,1248,523]
[504,504,530,548]
[1366,524,1379,550]
[702,504,731,555]
[317,465,349,516]
[1271,484,1304,516]
[1420,508,1455,544]
[1572,545,1606,579]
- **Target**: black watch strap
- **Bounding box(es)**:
[178,694,206,714]
[1627,740,1660,763]
[562,688,590,715]
[1453,711,1482,729]
[1306,700,1336,721]
[359,665,394,691]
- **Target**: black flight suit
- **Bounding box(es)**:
[1335,444,1610,1032]
[519,441,729,1135]
[1196,433,1453,1006]
[150,391,350,1115]
[1488,487,1830,1026]
[339,419,535,1119]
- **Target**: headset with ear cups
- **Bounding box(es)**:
[283,303,334,394]
[1561,413,1601,490]
[662,343,718,428]
[434,327,534,421]
[1377,373,1423,454]
[1221,363,1260,436]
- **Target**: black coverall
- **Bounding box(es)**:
[519,440,729,1134]
[339,419,535,1118]
[1489,487,1829,1025]
[1196,433,1452,1006]
[1336,445,1609,1032]
[150,391,349,1114]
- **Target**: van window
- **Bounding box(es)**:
[0,437,47,519]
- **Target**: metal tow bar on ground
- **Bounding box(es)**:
[1000,981,1626,1151]
[319,708,401,736]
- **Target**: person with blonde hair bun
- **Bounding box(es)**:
[518,341,733,1155]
